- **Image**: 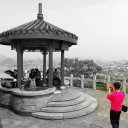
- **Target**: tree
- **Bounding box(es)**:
[62,58,102,77]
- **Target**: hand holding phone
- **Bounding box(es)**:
[107,83,114,91]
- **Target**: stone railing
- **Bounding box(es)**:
[65,74,93,89]
[66,74,127,95]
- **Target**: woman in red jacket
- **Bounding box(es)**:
[107,82,124,128]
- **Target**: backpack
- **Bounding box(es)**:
[122,105,128,112]
[122,91,128,112]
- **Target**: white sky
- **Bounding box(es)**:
[0,0,128,61]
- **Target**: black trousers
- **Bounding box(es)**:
[110,109,121,128]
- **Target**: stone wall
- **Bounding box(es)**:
[0,86,55,115]
[0,89,12,108]
[11,94,53,113]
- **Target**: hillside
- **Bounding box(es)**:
[0,55,9,63]
[0,55,60,70]
[0,58,16,66]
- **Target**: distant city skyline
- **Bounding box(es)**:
[0,0,128,61]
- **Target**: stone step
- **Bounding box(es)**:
[51,89,81,102]
[47,92,87,107]
[63,96,97,119]
[40,98,91,113]
[32,111,64,120]
[32,95,97,120]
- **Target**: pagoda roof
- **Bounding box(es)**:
[0,4,78,46]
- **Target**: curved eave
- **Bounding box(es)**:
[0,19,78,46]
[0,33,77,45]
[0,32,77,45]
[0,37,10,45]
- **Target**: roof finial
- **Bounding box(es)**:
[37,3,43,19]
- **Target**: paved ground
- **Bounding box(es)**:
[0,87,128,128]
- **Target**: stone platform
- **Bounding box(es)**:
[32,87,97,119]
[0,88,128,128]
[0,85,97,119]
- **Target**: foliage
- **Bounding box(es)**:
[126,86,128,94]
[62,58,102,77]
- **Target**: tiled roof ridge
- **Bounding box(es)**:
[0,3,78,45]
[0,19,78,40]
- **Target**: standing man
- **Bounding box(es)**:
[53,68,61,89]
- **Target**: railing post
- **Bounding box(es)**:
[107,76,110,84]
[93,75,96,90]
[123,77,126,95]
[81,75,84,88]
[70,74,73,87]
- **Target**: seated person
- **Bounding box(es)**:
[46,69,49,84]
[13,69,17,79]
[53,68,61,89]
[2,69,18,88]
[35,68,41,87]
[1,79,16,88]
[29,69,36,88]
[13,69,18,88]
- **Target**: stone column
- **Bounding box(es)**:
[21,50,23,80]
[17,42,22,89]
[48,42,53,88]
[61,50,64,86]
[42,50,47,86]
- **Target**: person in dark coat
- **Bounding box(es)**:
[35,68,41,86]
[53,68,61,89]
[29,69,36,88]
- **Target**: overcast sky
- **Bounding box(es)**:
[0,0,128,61]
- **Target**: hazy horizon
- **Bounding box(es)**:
[1,53,128,63]
[0,0,128,61]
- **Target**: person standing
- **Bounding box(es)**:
[35,68,41,86]
[29,69,36,88]
[107,82,124,128]
[53,68,61,89]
